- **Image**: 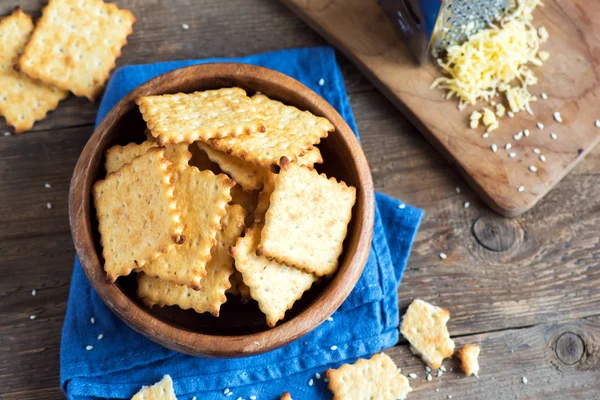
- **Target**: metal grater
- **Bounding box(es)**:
[379,0,513,64]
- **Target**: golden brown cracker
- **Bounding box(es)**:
[0,8,67,133]
[208,94,333,170]
[326,353,411,400]
[400,299,455,370]
[253,172,276,224]
[280,393,292,400]
[137,204,246,317]
[17,0,135,101]
[230,184,259,227]
[457,344,480,377]
[93,148,183,282]
[297,146,323,168]
[105,141,191,174]
[137,88,265,145]
[226,270,252,303]
[257,160,356,277]
[131,374,177,400]
[142,167,234,288]
[231,225,317,327]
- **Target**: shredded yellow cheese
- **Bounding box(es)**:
[431,0,548,124]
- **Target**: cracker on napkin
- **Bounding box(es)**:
[208,94,333,170]
[230,225,317,327]
[326,353,411,400]
[400,299,455,370]
[93,148,183,282]
[131,374,177,400]
[137,88,266,145]
[105,141,191,174]
[142,167,234,289]
[457,344,480,377]
[17,0,135,101]
[257,159,356,277]
[137,204,246,316]
[0,8,68,133]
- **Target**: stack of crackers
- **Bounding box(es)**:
[0,0,135,133]
[93,87,357,327]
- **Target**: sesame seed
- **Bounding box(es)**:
[427,374,433,381]
[553,112,562,123]
[509,152,517,158]
[455,187,461,194]
[513,132,523,140]
[398,368,402,373]
[541,92,548,100]
[326,317,334,322]
[226,394,233,398]
[536,122,544,130]
[324,378,329,383]
[507,111,514,118]
[505,143,512,150]
[30,315,36,320]
[425,366,431,372]
[439,253,447,259]
[448,396,453,399]
[31,289,36,296]
[533,148,541,154]
[551,133,558,140]
[44,183,51,189]
[540,155,547,162]
[308,379,314,386]
[529,165,537,172]
[518,186,525,192]
[237,397,242,400]
[398,203,406,209]
[46,202,52,209]
[482,133,489,139]
[250,397,256,400]
[223,389,230,395]
[464,201,470,208]
[408,373,417,379]
[97,334,104,340]
[524,129,530,137]
[522,376,528,384]
[491,144,498,152]
[3,132,11,136]
[330,345,338,351]
[595,120,600,128]
[181,23,189,30]
[440,366,447,372]
[436,388,440,392]
[90,317,95,324]
[318,78,325,86]
[315,372,321,379]
[438,370,444,377]
[193,397,197,400]
[85,345,93,351]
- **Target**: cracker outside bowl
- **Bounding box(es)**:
[69,63,374,357]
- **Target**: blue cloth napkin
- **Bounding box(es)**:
[61,47,423,400]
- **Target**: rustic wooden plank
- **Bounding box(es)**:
[2,387,65,400]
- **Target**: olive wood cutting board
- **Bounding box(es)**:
[280,0,600,216]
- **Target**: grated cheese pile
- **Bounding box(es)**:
[430,0,549,131]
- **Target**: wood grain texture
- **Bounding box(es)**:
[279,0,600,216]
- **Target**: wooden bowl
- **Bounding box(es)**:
[69,63,375,357]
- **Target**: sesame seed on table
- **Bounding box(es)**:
[1,1,600,399]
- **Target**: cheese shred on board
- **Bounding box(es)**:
[430,0,549,125]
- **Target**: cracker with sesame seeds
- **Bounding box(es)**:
[230,225,317,327]
[207,94,333,170]
[137,88,266,145]
[131,374,177,400]
[257,159,356,277]
[17,0,135,101]
[92,148,183,282]
[325,353,411,400]
[400,299,456,370]
[0,8,68,133]
[456,344,480,377]
[142,167,234,289]
[137,204,246,316]
[105,141,191,174]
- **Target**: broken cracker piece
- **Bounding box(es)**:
[326,353,411,400]
[105,141,191,174]
[457,344,480,377]
[93,147,183,282]
[142,167,234,288]
[137,88,265,145]
[208,94,333,170]
[226,270,252,303]
[400,299,455,370]
[17,0,135,101]
[131,374,177,400]
[0,8,68,133]
[257,160,356,277]
[297,146,323,168]
[231,225,317,327]
[280,393,292,400]
[137,204,246,317]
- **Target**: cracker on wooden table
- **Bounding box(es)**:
[226,270,252,303]
[280,392,292,400]
[138,204,246,316]
[105,141,191,174]
[456,344,480,377]
[93,148,183,282]
[208,94,333,171]
[230,225,317,327]
[142,167,234,289]
[400,299,456,370]
[257,159,356,277]
[0,8,68,133]
[137,88,266,145]
[197,141,268,191]
[131,374,177,400]
[326,353,411,400]
[17,0,135,101]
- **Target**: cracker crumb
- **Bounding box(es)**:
[90,317,95,324]
[439,253,447,260]
[85,345,93,351]
[522,376,528,384]
[540,155,546,162]
[509,152,517,159]
[44,183,51,189]
[308,378,314,386]
[408,373,417,379]
[330,345,338,351]
[97,334,104,340]
[541,92,548,100]
[518,186,525,192]
[551,133,558,140]
[491,144,498,153]
[31,289,36,296]
[318,78,325,86]
[553,112,562,123]
[464,201,470,208]
[46,202,52,209]
[529,165,537,172]
[181,23,189,30]
[30,315,36,320]
[398,203,406,209]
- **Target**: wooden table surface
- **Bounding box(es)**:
[1,1,599,399]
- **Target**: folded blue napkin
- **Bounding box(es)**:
[61,47,423,400]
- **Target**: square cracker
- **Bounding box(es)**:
[105,141,191,174]
[137,204,246,317]
[257,159,356,277]
[131,374,177,400]
[326,353,411,400]
[137,88,266,145]
[0,8,68,133]
[93,147,183,282]
[207,94,333,170]
[400,299,456,369]
[230,225,317,327]
[142,167,234,289]
[17,0,135,101]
